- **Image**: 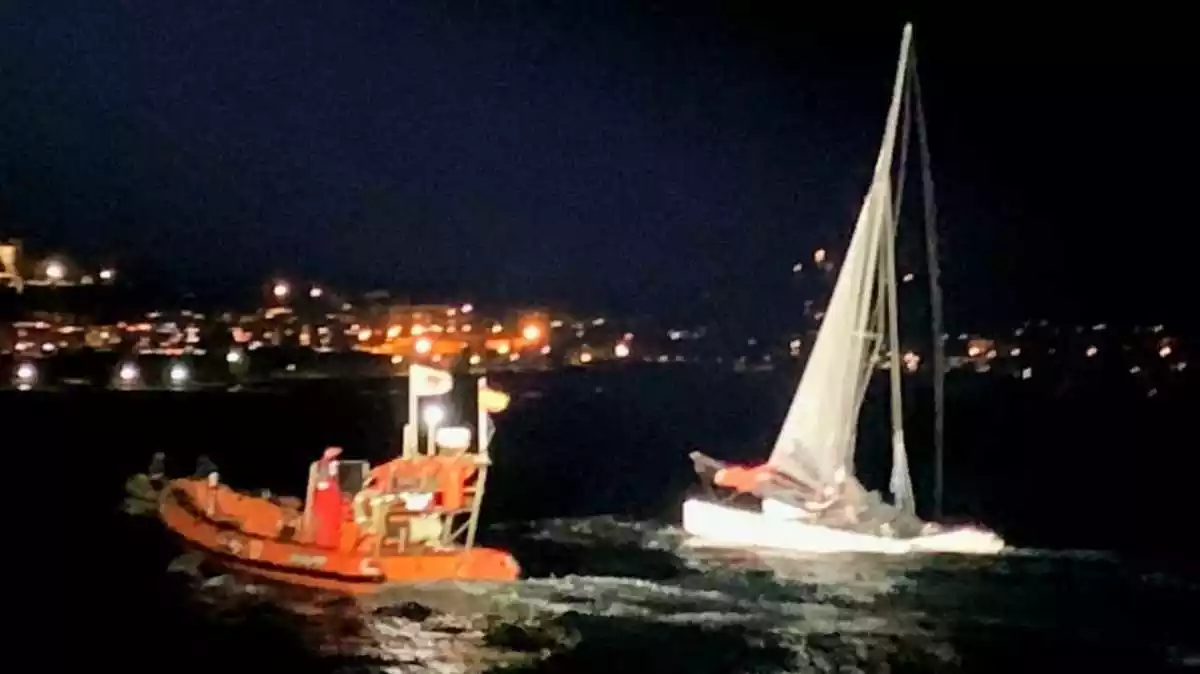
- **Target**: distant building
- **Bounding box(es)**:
[353,302,552,368]
[1,239,22,292]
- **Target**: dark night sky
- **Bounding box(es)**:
[1,3,1194,329]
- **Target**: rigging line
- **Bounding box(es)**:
[893,46,914,225]
[896,44,918,511]
[912,47,948,520]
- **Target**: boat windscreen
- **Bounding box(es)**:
[337,460,369,495]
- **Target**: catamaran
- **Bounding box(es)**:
[682,24,1004,555]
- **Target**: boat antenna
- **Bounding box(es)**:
[910,44,947,520]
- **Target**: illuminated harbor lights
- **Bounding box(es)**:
[226,348,249,379]
[44,259,67,283]
[114,361,141,388]
[13,361,38,390]
[167,361,191,389]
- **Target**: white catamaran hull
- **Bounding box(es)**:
[681,498,1005,556]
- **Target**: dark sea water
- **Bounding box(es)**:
[7,364,1198,672]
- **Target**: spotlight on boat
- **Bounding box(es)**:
[435,426,473,452]
[167,362,191,388]
[13,361,38,390]
[116,361,141,387]
[422,404,445,427]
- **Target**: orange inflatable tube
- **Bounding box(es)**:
[158,477,518,594]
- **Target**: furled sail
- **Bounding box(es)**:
[767,25,914,498]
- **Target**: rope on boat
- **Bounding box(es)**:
[912,47,947,520]
[352,487,383,533]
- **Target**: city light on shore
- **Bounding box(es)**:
[45,259,66,281]
[1,256,1191,390]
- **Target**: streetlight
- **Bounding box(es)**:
[422,404,446,455]
[116,362,140,387]
[309,286,323,299]
[168,362,190,388]
[99,268,116,282]
[226,348,248,380]
[14,362,37,389]
[45,259,66,282]
[272,281,290,300]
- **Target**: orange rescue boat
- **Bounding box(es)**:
[155,372,520,593]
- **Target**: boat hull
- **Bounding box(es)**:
[159,479,519,594]
[681,498,1005,555]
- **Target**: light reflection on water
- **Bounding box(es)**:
[175,517,1199,673]
[16,368,1193,672]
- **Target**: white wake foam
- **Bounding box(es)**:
[177,516,1198,673]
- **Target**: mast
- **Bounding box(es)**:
[465,376,491,549]
[882,25,916,515]
[882,181,913,515]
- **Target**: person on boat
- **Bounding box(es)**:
[310,446,344,549]
[148,452,166,489]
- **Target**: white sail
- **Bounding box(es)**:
[767,24,914,498]
[683,22,1007,555]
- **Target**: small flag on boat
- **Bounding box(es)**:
[479,386,510,413]
[410,364,453,396]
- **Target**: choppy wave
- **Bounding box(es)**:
[173,516,1200,673]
